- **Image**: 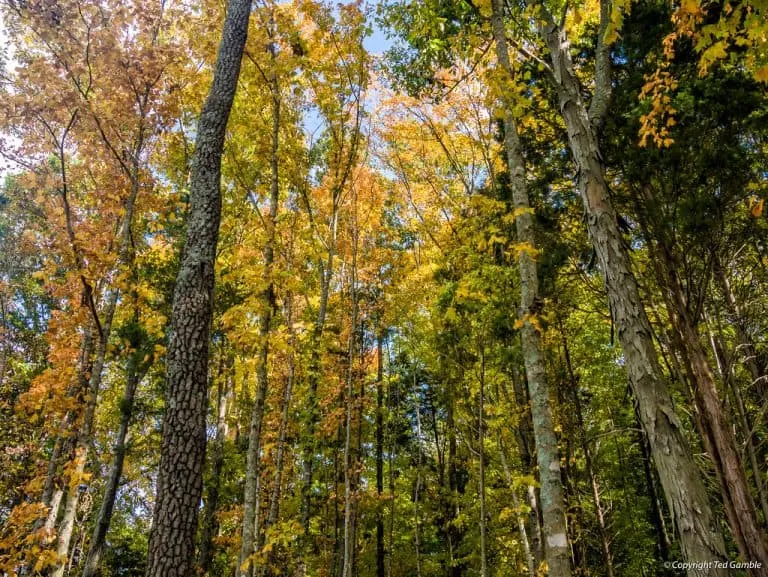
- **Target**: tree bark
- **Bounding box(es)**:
[538,13,728,576]
[145,2,252,576]
[708,315,768,522]
[491,3,571,575]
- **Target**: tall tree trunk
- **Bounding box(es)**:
[53,310,116,577]
[561,326,615,577]
[706,314,768,525]
[237,27,281,577]
[713,254,766,398]
[145,2,251,576]
[260,297,296,577]
[498,436,536,577]
[376,335,386,577]
[503,368,543,564]
[341,196,359,577]
[491,3,571,574]
[297,192,339,577]
[478,348,488,577]
[642,194,768,569]
[198,363,230,576]
[635,414,671,563]
[537,11,728,575]
[53,250,125,577]
[445,375,462,577]
[81,344,148,577]
[413,370,424,577]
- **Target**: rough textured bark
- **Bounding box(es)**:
[637,183,768,570]
[144,2,251,576]
[635,415,671,563]
[491,3,571,575]
[538,14,728,576]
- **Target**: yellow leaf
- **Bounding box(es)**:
[755,65,768,84]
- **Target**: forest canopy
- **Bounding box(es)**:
[0,0,767,577]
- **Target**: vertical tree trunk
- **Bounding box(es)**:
[498,436,536,577]
[635,415,671,563]
[504,369,543,564]
[491,3,571,575]
[341,195,359,577]
[298,194,339,577]
[81,327,148,577]
[145,2,252,576]
[237,26,281,577]
[713,255,766,398]
[387,344,396,577]
[478,348,488,577]
[445,376,461,577]
[706,314,768,524]
[376,335,386,577]
[641,195,768,569]
[53,309,116,577]
[561,327,615,577]
[413,370,424,577]
[198,365,230,576]
[538,13,728,575]
[259,297,296,577]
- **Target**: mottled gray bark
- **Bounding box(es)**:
[538,13,728,576]
[491,3,571,575]
[145,2,252,576]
